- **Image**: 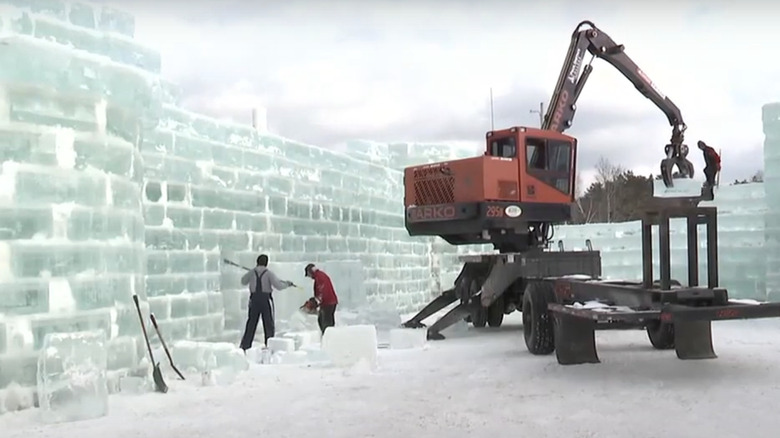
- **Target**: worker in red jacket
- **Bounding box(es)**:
[697,140,721,189]
[304,263,339,334]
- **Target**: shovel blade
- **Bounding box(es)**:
[152,363,168,393]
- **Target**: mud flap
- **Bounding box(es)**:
[673,320,717,360]
[402,288,457,329]
[427,302,475,340]
[553,312,600,365]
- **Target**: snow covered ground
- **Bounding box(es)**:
[4,314,780,438]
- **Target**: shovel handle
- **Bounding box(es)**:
[223,258,250,271]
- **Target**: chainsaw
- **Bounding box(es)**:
[300,297,319,315]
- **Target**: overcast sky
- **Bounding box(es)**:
[122,0,778,187]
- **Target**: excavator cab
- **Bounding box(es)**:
[403,126,575,252]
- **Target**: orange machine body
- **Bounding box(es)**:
[403,127,577,250]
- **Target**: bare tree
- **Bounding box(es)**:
[574,174,597,224]
[594,156,624,223]
[751,169,764,183]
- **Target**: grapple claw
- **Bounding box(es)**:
[660,153,695,188]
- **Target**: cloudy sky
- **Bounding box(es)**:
[122,0,778,187]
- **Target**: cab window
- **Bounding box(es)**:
[525,137,572,195]
[489,136,517,158]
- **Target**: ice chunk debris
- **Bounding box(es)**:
[569,301,634,313]
[322,325,378,370]
[0,382,35,414]
[337,301,402,346]
[389,328,427,350]
[36,330,109,424]
[282,330,321,350]
[267,337,295,354]
[170,341,248,385]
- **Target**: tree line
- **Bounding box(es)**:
[570,157,764,224]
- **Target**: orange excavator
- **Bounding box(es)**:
[402,23,780,365]
[401,21,699,341]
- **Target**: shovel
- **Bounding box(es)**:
[132,295,168,393]
[150,313,185,380]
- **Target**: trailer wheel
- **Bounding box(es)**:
[487,295,505,328]
[469,279,487,328]
[646,321,675,349]
[522,281,555,355]
[472,306,488,328]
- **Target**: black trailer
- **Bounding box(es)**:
[404,200,780,365]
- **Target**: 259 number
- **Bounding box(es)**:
[486,206,504,218]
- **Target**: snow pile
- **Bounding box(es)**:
[170,341,248,386]
[389,328,427,350]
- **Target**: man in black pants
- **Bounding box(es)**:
[239,254,295,352]
[697,140,721,188]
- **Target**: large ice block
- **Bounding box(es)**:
[652,178,704,198]
[36,330,109,423]
[321,325,378,370]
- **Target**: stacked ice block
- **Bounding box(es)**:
[763,103,780,301]
[139,109,446,341]
[554,182,767,299]
[0,2,155,396]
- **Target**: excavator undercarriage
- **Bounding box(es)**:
[402,248,602,339]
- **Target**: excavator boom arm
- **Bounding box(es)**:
[542,21,693,185]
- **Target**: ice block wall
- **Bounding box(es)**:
[0,3,153,394]
[554,182,767,300]
[0,1,463,400]
[138,117,442,340]
[763,103,780,301]
[348,140,492,299]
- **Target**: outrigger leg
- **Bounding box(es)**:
[402,288,458,329]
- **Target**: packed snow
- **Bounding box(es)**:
[4,315,780,438]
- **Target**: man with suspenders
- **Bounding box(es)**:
[239,254,295,352]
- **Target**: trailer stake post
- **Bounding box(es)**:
[686,213,699,287]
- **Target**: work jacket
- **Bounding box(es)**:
[313,270,338,306]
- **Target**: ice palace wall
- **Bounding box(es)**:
[0,0,778,404]
[0,1,484,396]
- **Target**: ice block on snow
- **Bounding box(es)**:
[321,325,378,370]
[36,330,109,424]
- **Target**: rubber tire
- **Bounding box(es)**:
[646,320,675,349]
[472,305,488,328]
[522,281,555,355]
[469,279,487,328]
[487,295,505,328]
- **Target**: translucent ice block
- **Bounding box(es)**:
[652,178,704,198]
[36,330,109,424]
[321,325,378,370]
